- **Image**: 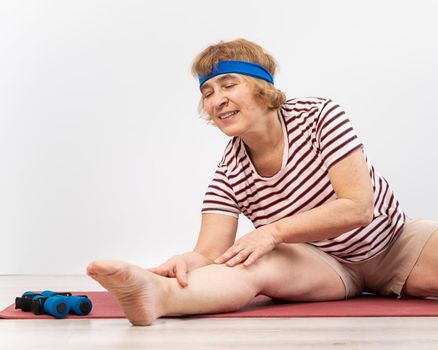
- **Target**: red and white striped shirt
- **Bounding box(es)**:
[201,97,407,262]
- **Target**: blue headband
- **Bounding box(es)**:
[199,60,274,87]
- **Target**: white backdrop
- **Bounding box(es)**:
[0,0,437,274]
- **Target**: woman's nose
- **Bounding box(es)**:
[212,92,229,110]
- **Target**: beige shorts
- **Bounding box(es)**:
[304,217,438,298]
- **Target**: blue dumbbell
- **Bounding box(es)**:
[15,291,66,313]
[67,295,93,315]
[42,291,92,316]
[32,294,70,318]
[16,291,92,318]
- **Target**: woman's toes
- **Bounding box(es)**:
[86,260,122,277]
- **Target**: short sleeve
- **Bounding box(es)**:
[315,99,363,170]
[201,165,240,219]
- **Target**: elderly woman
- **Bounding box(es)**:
[87,39,438,326]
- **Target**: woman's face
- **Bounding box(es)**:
[200,73,267,137]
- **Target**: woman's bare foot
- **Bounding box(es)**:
[86,260,166,326]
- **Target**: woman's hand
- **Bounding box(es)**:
[147,251,213,288]
[214,224,283,267]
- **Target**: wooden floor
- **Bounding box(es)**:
[1,275,438,349]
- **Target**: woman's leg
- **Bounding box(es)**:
[87,243,346,326]
[403,231,438,297]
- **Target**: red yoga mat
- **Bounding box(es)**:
[1,291,438,319]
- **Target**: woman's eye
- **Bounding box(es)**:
[203,92,212,98]
[225,84,236,89]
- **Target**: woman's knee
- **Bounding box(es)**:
[254,244,346,301]
[403,232,438,297]
[403,265,438,297]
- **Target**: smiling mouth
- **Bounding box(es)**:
[218,111,239,120]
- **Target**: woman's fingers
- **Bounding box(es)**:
[147,265,172,277]
[146,266,161,274]
[225,249,250,267]
[242,249,261,267]
[214,244,244,264]
[149,263,188,287]
[175,261,189,287]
